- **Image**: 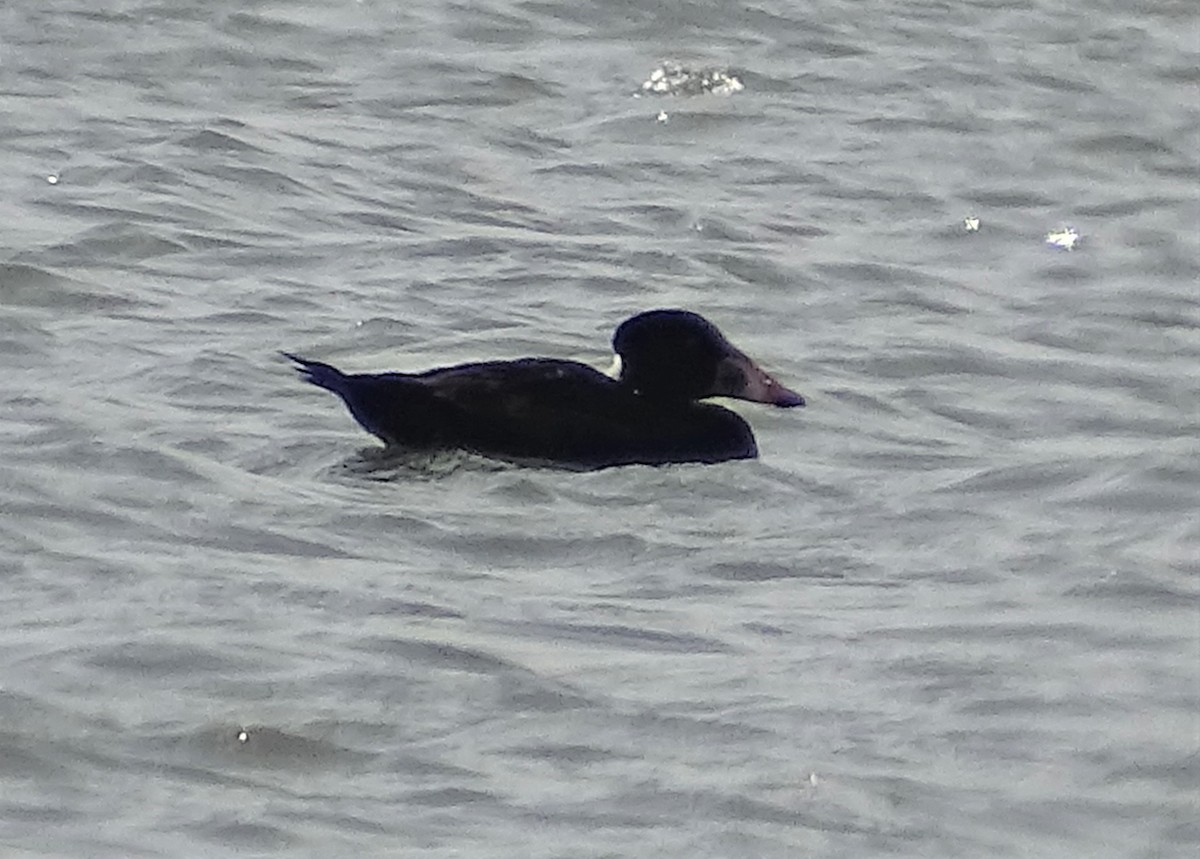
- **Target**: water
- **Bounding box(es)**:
[1,0,1197,856]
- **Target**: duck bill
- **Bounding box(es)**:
[715,351,806,407]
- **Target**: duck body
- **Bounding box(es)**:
[287,309,803,470]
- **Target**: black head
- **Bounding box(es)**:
[611,309,805,407]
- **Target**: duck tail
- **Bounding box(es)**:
[282,352,352,397]
[283,352,435,446]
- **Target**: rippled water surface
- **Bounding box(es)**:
[2,0,1197,856]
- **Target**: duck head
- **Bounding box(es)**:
[611,309,805,407]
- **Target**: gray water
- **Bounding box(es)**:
[2,0,1198,856]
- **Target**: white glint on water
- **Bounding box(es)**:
[1046,226,1081,250]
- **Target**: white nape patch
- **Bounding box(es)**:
[604,354,622,379]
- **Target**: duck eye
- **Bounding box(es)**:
[715,362,745,392]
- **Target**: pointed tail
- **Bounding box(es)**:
[283,352,353,398]
[283,352,438,446]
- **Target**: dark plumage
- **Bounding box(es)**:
[285,309,804,469]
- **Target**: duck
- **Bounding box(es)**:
[285,309,804,469]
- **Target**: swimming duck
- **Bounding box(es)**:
[285,309,804,469]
